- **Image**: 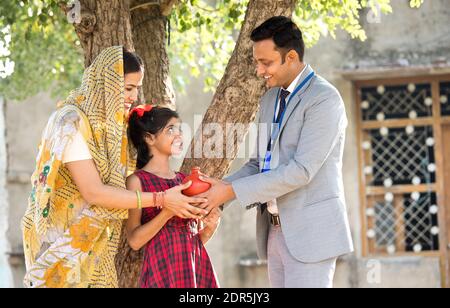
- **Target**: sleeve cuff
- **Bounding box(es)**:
[231,180,255,209]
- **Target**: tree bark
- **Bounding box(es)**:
[130,0,176,108]
[63,0,137,289]
[63,0,135,67]
[180,0,297,178]
[114,0,177,288]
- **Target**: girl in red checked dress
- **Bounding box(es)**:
[126,105,219,288]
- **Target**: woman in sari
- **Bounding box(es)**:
[21,46,208,288]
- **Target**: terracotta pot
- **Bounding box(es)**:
[182,167,211,196]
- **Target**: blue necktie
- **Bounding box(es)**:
[261,89,291,214]
[266,89,290,153]
[276,89,290,123]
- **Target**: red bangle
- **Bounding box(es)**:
[155,192,161,210]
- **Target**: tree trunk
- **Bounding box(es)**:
[114,0,177,288]
[180,0,297,178]
[129,0,176,108]
[63,0,137,289]
[63,0,135,67]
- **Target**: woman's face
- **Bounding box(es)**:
[148,117,184,157]
[124,70,144,113]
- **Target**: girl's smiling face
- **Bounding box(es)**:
[148,117,184,157]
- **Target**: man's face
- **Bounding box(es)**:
[253,39,290,88]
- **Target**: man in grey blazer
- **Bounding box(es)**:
[199,16,354,288]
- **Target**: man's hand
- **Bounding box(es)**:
[197,175,236,212]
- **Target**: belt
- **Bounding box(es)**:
[269,213,281,226]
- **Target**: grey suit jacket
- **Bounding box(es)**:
[226,65,354,263]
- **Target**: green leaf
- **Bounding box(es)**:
[0,0,426,100]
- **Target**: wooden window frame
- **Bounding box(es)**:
[352,73,450,287]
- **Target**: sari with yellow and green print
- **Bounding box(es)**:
[22,46,136,288]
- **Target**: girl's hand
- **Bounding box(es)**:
[164,181,209,219]
[202,208,222,229]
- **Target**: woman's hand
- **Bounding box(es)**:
[164,181,210,219]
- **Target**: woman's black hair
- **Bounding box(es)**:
[123,48,144,74]
[128,106,179,169]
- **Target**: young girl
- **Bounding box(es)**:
[126,105,220,288]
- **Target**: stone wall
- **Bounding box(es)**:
[0,97,13,287]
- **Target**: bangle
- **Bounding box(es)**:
[161,191,166,210]
[155,192,160,209]
[156,192,165,210]
[153,192,157,208]
[153,192,165,210]
[136,191,142,210]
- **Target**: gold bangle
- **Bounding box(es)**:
[136,191,142,210]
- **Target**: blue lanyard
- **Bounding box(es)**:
[262,70,315,172]
[272,70,315,128]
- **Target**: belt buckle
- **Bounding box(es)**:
[270,214,281,226]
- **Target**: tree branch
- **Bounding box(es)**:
[129,0,177,16]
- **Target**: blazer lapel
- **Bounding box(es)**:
[272,65,315,149]
[259,89,278,171]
